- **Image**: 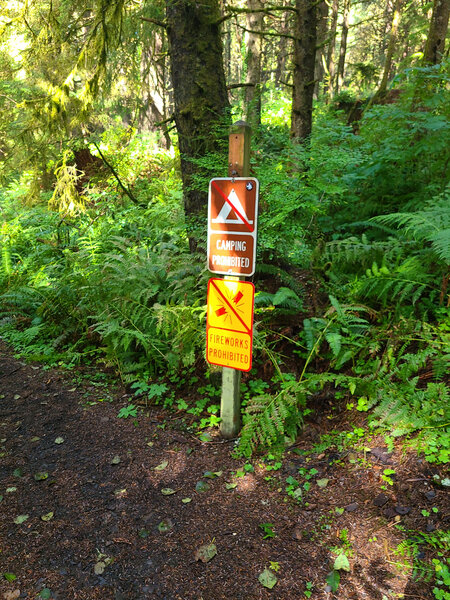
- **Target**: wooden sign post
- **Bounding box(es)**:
[220,121,252,439]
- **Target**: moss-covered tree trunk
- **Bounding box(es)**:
[423,0,450,64]
[165,0,230,252]
[291,0,317,140]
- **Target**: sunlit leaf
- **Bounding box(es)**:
[54,437,64,444]
[41,512,54,522]
[161,488,177,495]
[258,568,277,589]
[334,554,350,572]
[34,472,48,481]
[154,460,168,471]
[225,482,237,490]
[14,514,29,524]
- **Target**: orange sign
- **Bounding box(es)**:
[207,178,259,277]
[206,278,255,371]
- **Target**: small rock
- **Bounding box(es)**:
[369,447,393,464]
[345,502,358,512]
[395,505,411,516]
[373,493,389,507]
[425,489,436,501]
[383,506,397,519]
[292,527,303,540]
[3,591,20,600]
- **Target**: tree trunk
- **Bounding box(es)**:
[245,0,264,129]
[314,0,329,98]
[165,0,230,252]
[373,0,402,101]
[324,0,339,98]
[423,0,450,64]
[275,11,291,86]
[335,0,350,94]
[291,0,317,140]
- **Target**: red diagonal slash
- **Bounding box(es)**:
[211,280,251,334]
[211,181,254,233]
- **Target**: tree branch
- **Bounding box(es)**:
[215,5,298,26]
[91,142,139,205]
[140,16,167,29]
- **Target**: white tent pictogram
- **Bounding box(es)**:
[211,189,253,225]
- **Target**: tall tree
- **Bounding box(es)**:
[324,0,339,98]
[423,0,450,64]
[372,0,402,101]
[165,0,230,251]
[314,0,330,97]
[291,0,317,139]
[335,0,350,94]
[244,0,264,129]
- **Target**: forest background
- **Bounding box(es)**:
[0,0,449,497]
[0,0,449,595]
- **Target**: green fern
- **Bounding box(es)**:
[238,381,306,457]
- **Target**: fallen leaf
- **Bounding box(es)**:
[14,514,29,525]
[3,574,16,582]
[195,542,217,563]
[258,568,277,589]
[41,512,54,522]
[138,529,149,538]
[14,394,21,400]
[195,480,210,493]
[197,432,212,442]
[326,570,340,592]
[39,589,52,599]
[157,518,174,532]
[94,561,105,575]
[54,437,64,444]
[34,472,48,481]
[203,470,223,479]
[13,468,23,478]
[316,478,329,488]
[6,487,17,493]
[182,497,192,503]
[161,488,177,495]
[111,455,121,465]
[225,482,237,490]
[334,554,350,572]
[30,436,40,442]
[154,460,168,471]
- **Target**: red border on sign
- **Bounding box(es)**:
[206,278,254,372]
[211,180,255,233]
[210,279,252,334]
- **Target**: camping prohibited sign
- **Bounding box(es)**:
[207,178,259,277]
[206,278,255,371]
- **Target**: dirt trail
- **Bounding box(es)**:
[0,343,445,599]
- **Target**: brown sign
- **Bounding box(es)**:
[207,178,259,277]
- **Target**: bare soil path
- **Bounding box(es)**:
[0,342,446,599]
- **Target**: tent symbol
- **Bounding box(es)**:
[212,188,253,225]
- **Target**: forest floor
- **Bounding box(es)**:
[0,341,447,600]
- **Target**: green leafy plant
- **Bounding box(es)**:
[117,404,138,419]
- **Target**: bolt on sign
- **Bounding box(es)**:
[207,177,259,277]
[206,278,255,372]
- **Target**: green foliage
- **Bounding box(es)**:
[238,379,306,457]
[395,530,450,600]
